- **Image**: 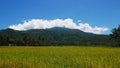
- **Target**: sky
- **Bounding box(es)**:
[0,0,120,34]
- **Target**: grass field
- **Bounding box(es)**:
[0,46,120,68]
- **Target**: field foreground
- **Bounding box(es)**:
[0,46,120,68]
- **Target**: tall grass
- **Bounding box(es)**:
[0,46,120,68]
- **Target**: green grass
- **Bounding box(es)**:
[0,46,120,68]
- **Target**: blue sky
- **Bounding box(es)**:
[0,0,120,34]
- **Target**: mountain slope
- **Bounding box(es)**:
[0,27,112,46]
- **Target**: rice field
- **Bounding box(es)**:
[0,46,120,68]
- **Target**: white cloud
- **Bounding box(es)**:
[9,18,108,34]
[77,20,82,23]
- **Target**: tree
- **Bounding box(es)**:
[110,25,120,46]
[22,34,30,46]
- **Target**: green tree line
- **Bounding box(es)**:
[0,27,114,46]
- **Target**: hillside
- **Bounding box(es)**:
[0,27,112,46]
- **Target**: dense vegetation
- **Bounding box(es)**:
[110,25,120,46]
[0,27,113,46]
[0,46,120,68]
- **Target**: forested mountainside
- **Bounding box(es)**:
[0,27,113,46]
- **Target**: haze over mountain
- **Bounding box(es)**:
[9,18,108,34]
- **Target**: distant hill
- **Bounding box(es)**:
[0,27,113,46]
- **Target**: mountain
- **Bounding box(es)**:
[0,27,113,46]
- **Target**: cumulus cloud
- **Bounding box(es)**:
[9,18,108,34]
